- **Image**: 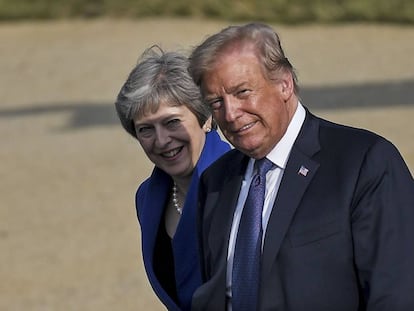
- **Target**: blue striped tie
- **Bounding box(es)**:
[232,158,275,311]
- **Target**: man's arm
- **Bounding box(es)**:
[351,138,414,310]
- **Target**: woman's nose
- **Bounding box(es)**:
[154,127,172,148]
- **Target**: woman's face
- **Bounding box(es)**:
[134,101,206,178]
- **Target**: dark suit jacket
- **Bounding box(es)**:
[192,110,414,311]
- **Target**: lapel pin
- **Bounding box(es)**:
[298,165,309,177]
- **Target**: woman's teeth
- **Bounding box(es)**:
[162,147,182,158]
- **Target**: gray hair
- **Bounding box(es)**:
[115,45,213,139]
[189,22,299,94]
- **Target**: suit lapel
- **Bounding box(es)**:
[208,153,248,266]
[262,112,321,276]
[195,152,248,309]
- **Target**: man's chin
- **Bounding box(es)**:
[236,144,264,159]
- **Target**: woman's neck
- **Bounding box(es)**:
[164,176,191,238]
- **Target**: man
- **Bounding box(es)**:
[188,22,414,310]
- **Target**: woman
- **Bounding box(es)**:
[114,46,230,310]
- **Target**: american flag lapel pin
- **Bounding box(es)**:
[298,165,309,177]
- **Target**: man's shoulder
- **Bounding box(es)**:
[308,111,404,166]
[203,149,245,177]
[313,112,384,146]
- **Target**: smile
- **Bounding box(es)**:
[161,146,183,158]
[237,121,256,133]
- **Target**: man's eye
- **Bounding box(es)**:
[209,100,222,110]
[237,89,250,97]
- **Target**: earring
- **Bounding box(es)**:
[205,127,211,133]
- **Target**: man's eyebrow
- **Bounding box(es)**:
[204,93,219,100]
[228,82,249,93]
[204,82,249,100]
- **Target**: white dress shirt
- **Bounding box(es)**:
[225,102,306,309]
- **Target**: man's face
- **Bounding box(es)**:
[201,44,296,159]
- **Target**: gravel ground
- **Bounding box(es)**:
[1,18,413,311]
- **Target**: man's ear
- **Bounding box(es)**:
[279,70,294,101]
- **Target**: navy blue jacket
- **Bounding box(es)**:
[193,110,414,310]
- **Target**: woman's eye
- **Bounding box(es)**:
[136,126,153,137]
[166,119,181,128]
[137,126,149,132]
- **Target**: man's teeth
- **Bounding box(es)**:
[239,123,254,131]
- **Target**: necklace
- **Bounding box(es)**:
[172,182,182,215]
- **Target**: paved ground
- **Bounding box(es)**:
[1,18,413,311]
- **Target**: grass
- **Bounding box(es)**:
[1,0,414,24]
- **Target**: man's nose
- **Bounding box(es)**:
[223,97,241,122]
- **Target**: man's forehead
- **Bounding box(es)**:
[202,58,259,93]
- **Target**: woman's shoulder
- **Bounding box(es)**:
[136,168,170,201]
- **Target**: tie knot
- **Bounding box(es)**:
[255,158,275,176]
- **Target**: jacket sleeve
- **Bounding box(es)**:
[351,138,414,310]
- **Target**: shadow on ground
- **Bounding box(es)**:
[1,79,414,131]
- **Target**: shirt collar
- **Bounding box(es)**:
[266,101,306,169]
[245,102,306,177]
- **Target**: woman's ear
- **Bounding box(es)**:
[202,116,212,133]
